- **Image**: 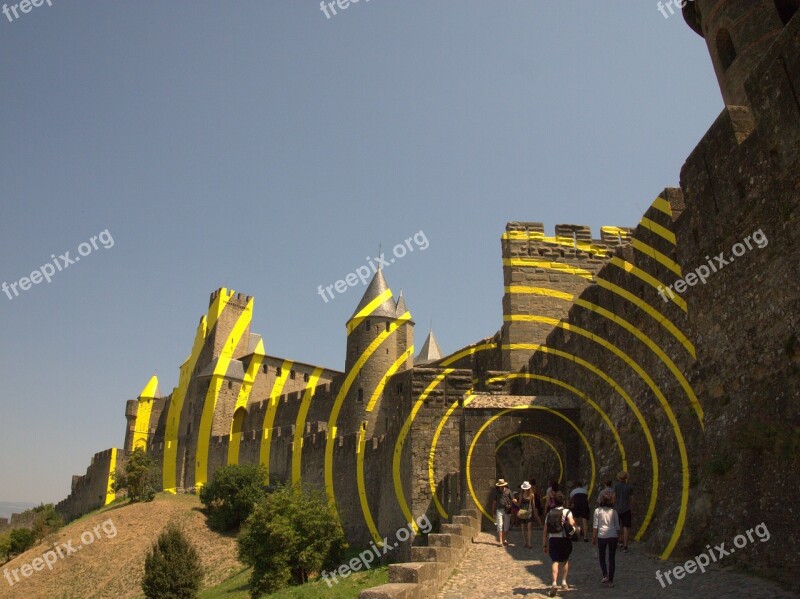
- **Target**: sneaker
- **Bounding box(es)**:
[561,582,571,590]
[601,576,609,583]
[548,585,557,597]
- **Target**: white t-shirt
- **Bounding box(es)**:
[546,507,574,539]
[593,507,620,539]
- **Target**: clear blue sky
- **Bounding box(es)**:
[0,1,721,504]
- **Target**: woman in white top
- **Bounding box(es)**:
[592,492,620,586]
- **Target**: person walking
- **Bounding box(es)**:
[613,471,634,551]
[491,478,513,546]
[529,478,544,527]
[542,491,576,596]
[597,478,615,505]
[569,480,591,542]
[517,481,535,548]
[544,480,560,512]
[592,492,620,586]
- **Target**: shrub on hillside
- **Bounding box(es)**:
[8,527,36,556]
[142,524,204,599]
[29,504,63,540]
[0,532,11,563]
[113,448,158,503]
[237,485,346,597]
[199,464,268,531]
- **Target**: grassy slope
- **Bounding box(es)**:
[201,565,388,599]
[1,494,240,599]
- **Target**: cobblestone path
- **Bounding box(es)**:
[437,529,798,599]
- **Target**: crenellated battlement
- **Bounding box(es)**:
[209,288,253,308]
[503,222,634,256]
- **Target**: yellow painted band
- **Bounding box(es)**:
[573,300,704,428]
[639,217,677,245]
[228,339,266,466]
[392,369,454,533]
[610,257,687,313]
[496,433,564,484]
[162,314,210,493]
[439,342,496,367]
[105,448,118,506]
[466,406,595,522]
[259,359,294,478]
[631,238,682,276]
[600,226,632,241]
[596,278,696,358]
[504,286,574,301]
[652,197,673,217]
[502,232,609,257]
[325,312,411,517]
[502,259,594,281]
[196,298,254,489]
[347,288,394,333]
[430,345,659,541]
[357,423,385,546]
[132,396,154,452]
[291,367,324,485]
[366,346,414,413]
[486,372,627,474]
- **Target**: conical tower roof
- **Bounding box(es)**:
[395,290,408,316]
[415,330,443,365]
[138,375,161,400]
[348,270,397,329]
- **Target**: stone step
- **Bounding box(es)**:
[359,582,421,599]
[429,533,464,549]
[440,523,466,537]
[410,545,452,564]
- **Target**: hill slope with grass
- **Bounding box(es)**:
[1,494,240,599]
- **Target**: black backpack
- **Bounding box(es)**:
[499,489,513,513]
[546,507,575,536]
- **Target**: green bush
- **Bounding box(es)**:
[30,504,63,540]
[142,524,204,599]
[8,527,36,556]
[113,448,159,503]
[199,464,268,531]
[237,485,346,597]
[0,532,11,563]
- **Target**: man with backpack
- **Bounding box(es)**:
[542,491,578,596]
[491,478,514,546]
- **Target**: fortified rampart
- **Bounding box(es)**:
[53,6,799,595]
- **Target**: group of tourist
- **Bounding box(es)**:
[492,471,634,596]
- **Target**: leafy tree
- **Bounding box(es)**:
[0,532,11,563]
[113,448,158,502]
[8,527,36,556]
[199,464,268,531]
[141,524,204,599]
[237,485,346,597]
[30,504,63,540]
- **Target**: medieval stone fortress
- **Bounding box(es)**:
[52,1,798,595]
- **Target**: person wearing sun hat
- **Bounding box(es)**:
[517,481,535,548]
[491,478,514,546]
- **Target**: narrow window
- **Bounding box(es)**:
[262,364,268,373]
[227,381,233,390]
[303,372,309,383]
[276,367,282,377]
[385,322,390,331]
[357,388,364,402]
[290,370,296,380]
[716,28,736,71]
[365,319,371,331]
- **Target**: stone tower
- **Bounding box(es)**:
[341,270,414,437]
[683,0,799,106]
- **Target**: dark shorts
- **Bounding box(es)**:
[619,510,632,528]
[548,537,573,563]
[572,505,590,520]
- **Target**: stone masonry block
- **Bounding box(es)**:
[359,583,421,599]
